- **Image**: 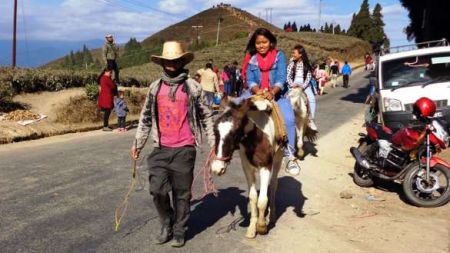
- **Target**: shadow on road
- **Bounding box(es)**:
[340,74,372,104]
[187,187,248,240]
[269,176,307,230]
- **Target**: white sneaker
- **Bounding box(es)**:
[285,158,301,176]
[308,119,318,131]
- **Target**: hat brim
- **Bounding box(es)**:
[151,52,194,67]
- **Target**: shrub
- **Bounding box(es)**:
[55,95,102,124]
[85,83,99,101]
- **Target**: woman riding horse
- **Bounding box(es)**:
[234,28,301,175]
[286,44,317,131]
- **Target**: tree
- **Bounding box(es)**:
[347,0,374,41]
[335,24,342,34]
[370,3,390,51]
[292,22,298,32]
[400,0,450,43]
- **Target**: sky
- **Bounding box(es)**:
[0,0,410,46]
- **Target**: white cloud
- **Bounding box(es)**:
[0,0,410,47]
[0,0,179,43]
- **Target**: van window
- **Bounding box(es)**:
[381,52,450,89]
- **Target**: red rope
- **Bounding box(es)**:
[191,148,219,201]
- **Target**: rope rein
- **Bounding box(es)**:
[114,147,219,231]
[191,148,219,201]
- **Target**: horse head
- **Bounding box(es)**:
[211,98,271,176]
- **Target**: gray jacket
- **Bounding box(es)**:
[134,78,215,150]
[102,42,118,63]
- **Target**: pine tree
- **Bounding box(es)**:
[335,24,342,34]
[371,3,390,50]
[292,22,298,32]
[324,22,329,33]
[283,23,287,30]
[347,0,374,41]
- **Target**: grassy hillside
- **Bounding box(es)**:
[141,5,281,49]
[121,32,371,84]
[44,5,280,69]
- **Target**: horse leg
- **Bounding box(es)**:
[240,148,258,239]
[269,149,282,224]
[256,167,271,235]
[295,118,306,158]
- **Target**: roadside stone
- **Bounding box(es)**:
[340,190,354,199]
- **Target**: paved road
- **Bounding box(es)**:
[0,70,371,253]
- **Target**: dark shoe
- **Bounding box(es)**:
[102,127,113,131]
[155,225,172,245]
[170,235,185,248]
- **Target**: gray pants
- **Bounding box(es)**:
[147,146,196,236]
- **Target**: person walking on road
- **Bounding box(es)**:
[221,66,231,96]
[314,63,329,95]
[197,63,220,107]
[330,60,339,88]
[131,41,215,248]
[341,61,352,88]
[102,34,120,83]
[287,44,317,131]
[97,66,117,131]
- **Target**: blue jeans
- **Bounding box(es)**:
[224,81,232,96]
[304,85,316,119]
[233,90,296,153]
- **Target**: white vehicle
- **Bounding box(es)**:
[377,39,450,130]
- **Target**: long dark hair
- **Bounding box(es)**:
[97,66,113,84]
[245,28,277,55]
[293,44,312,81]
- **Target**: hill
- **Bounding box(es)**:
[121,31,371,84]
[141,5,281,49]
[44,5,280,69]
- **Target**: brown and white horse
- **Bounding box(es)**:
[286,87,317,157]
[211,99,284,238]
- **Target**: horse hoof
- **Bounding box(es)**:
[256,224,268,235]
[245,231,256,239]
[296,149,305,158]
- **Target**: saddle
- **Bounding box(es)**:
[250,93,288,145]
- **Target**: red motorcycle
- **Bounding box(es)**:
[350,97,450,207]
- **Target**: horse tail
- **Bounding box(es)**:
[305,126,318,142]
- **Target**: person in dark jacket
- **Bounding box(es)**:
[97,67,117,131]
[114,90,128,131]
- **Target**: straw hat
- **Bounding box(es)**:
[151,41,194,66]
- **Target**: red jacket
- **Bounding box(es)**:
[98,75,116,109]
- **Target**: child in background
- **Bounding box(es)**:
[114,90,129,132]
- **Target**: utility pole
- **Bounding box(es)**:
[12,0,18,68]
[318,0,323,32]
[216,16,223,46]
[265,8,268,22]
[191,25,203,46]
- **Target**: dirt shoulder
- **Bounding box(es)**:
[261,111,450,253]
[0,88,141,144]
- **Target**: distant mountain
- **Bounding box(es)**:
[0,39,103,68]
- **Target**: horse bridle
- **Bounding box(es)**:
[214,154,232,162]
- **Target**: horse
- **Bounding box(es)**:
[210,98,284,238]
[286,87,317,158]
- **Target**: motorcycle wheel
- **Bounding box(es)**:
[353,141,374,187]
[403,163,450,207]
